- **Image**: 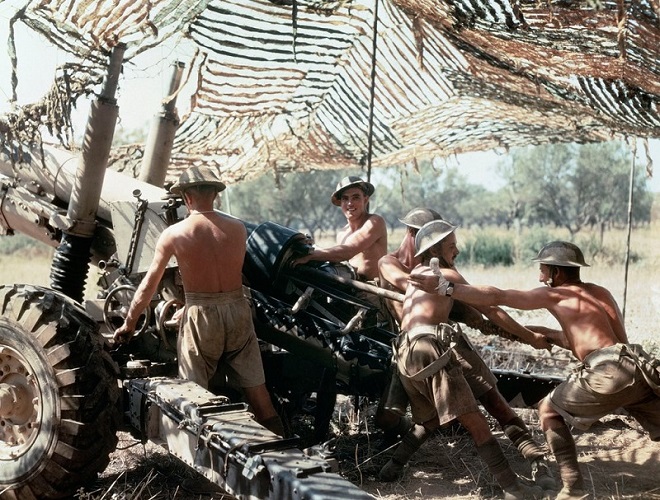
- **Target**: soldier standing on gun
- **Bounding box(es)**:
[114,166,285,437]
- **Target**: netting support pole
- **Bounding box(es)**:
[365,0,380,184]
[622,139,637,320]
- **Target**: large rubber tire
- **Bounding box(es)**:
[0,284,121,499]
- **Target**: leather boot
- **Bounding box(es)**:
[379,423,432,482]
[545,426,585,496]
[502,416,557,491]
[476,438,543,500]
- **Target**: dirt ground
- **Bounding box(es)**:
[353,411,660,500]
[86,325,660,500]
[89,406,660,500]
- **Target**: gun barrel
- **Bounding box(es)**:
[1,144,167,225]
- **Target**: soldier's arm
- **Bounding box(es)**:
[114,230,174,342]
[378,254,409,291]
[295,216,386,265]
[527,325,569,350]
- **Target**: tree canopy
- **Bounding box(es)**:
[497,142,653,237]
[228,142,653,242]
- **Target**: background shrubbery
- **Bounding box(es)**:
[0,234,53,257]
[228,141,655,245]
[462,231,514,266]
[374,225,648,268]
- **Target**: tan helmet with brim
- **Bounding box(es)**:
[170,166,227,195]
[414,219,458,257]
[399,207,443,229]
[331,176,375,206]
[532,241,590,267]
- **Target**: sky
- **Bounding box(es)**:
[1,2,658,193]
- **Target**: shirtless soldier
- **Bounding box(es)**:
[381,220,546,499]
[292,175,387,281]
[114,166,284,437]
[424,241,660,500]
[378,211,555,491]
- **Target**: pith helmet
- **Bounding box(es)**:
[331,176,375,206]
[170,166,226,195]
[532,241,590,267]
[399,207,443,229]
[414,219,458,257]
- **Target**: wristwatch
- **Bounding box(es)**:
[445,282,455,296]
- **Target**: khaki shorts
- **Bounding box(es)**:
[178,289,265,389]
[396,324,480,425]
[549,344,660,440]
[454,333,498,400]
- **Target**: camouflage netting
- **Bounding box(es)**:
[1,0,658,183]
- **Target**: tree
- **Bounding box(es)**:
[228,169,350,239]
[372,164,441,232]
[497,142,651,237]
[376,161,487,228]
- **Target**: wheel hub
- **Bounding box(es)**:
[0,347,41,459]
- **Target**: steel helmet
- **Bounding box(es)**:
[532,241,590,267]
[398,207,443,229]
[414,219,458,257]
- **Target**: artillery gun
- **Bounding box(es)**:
[0,45,400,500]
[0,47,560,499]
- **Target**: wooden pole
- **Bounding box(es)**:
[365,0,379,184]
[622,140,637,320]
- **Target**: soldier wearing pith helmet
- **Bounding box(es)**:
[169,165,226,197]
[379,218,550,498]
[398,207,443,229]
[379,207,445,321]
[401,219,556,490]
[330,175,375,206]
[375,207,446,447]
[426,239,660,499]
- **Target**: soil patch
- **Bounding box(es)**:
[85,332,660,499]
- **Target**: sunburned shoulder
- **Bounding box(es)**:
[572,282,616,299]
[219,213,245,228]
[579,282,605,291]
[368,213,386,227]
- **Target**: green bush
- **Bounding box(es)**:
[463,232,514,266]
[517,227,555,264]
[575,234,640,266]
[0,234,53,256]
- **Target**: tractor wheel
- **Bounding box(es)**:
[0,284,120,499]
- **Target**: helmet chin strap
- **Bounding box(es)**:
[434,255,451,268]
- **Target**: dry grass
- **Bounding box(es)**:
[0,251,54,287]
[79,433,232,499]
[353,412,660,500]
